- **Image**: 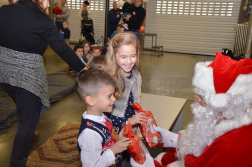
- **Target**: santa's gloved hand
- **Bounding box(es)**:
[153,126,178,148]
[130,153,155,167]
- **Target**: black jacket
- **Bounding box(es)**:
[0,0,85,72]
[127,6,146,30]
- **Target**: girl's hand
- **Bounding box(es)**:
[127,113,147,125]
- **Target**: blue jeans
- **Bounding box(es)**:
[131,29,140,39]
[0,83,42,167]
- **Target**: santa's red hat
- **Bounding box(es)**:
[192,52,252,109]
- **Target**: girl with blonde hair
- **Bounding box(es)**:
[105,32,147,134]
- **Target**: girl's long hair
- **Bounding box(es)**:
[105,32,142,99]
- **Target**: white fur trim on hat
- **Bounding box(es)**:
[192,61,252,109]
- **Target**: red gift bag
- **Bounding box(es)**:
[123,123,148,164]
[131,103,164,148]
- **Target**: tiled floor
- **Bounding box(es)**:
[0,45,215,166]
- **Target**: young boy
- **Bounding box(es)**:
[62,21,70,45]
[86,46,101,68]
[76,70,131,167]
[65,45,85,75]
[53,2,62,22]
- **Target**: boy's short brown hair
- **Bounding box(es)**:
[90,56,105,70]
[55,2,59,6]
[92,47,100,53]
[75,69,116,104]
[74,45,83,52]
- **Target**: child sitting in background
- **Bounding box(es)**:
[110,24,123,39]
[53,2,62,22]
[62,21,71,45]
[82,42,92,62]
[66,45,85,75]
[76,69,131,167]
[85,46,101,68]
[90,56,105,70]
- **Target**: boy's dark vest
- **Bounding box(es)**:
[77,117,122,167]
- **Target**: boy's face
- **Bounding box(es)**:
[56,3,59,7]
[93,49,100,56]
[93,85,116,113]
[63,23,68,29]
[75,48,83,57]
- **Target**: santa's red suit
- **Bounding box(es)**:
[130,53,252,167]
[154,123,252,167]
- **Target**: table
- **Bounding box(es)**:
[140,93,187,133]
[140,33,157,50]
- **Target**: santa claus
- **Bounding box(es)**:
[130,52,252,167]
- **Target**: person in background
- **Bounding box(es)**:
[0,0,85,166]
[62,21,71,45]
[66,45,85,75]
[119,0,135,30]
[53,2,62,22]
[101,38,111,56]
[108,2,121,38]
[81,42,92,62]
[125,0,146,38]
[56,0,70,31]
[85,47,101,68]
[62,21,70,45]
[90,55,105,70]
[79,1,91,27]
[110,24,123,39]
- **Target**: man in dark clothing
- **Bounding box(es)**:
[108,2,121,37]
[125,0,146,38]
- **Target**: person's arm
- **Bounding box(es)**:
[79,8,83,20]
[85,56,93,67]
[62,7,70,20]
[78,129,116,167]
[87,7,91,18]
[42,18,85,72]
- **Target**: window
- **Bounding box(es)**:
[156,1,233,16]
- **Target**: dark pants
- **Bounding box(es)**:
[56,21,63,31]
[0,83,42,167]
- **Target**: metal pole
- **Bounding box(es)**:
[104,0,109,47]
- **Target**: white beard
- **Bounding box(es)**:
[176,102,218,161]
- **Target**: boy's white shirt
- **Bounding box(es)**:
[78,111,116,167]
